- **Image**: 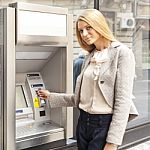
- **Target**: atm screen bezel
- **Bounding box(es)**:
[16,84,33,117]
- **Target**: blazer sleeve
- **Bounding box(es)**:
[106,46,135,145]
[47,92,75,108]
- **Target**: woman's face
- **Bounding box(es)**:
[78,20,101,45]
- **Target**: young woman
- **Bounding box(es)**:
[37,9,138,150]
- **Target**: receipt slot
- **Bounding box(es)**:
[1,2,73,150]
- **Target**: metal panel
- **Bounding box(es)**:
[0,8,4,150]
[17,10,67,36]
[3,7,16,150]
[1,3,73,149]
[9,2,68,14]
[9,2,68,46]
[65,14,73,139]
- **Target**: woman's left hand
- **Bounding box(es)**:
[104,143,117,150]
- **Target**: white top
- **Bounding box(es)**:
[79,48,113,114]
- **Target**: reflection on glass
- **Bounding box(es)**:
[128,19,150,127]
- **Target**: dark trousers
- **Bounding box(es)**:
[76,109,112,150]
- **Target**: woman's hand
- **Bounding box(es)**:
[104,143,117,150]
[37,89,50,99]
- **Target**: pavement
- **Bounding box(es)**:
[127,140,150,150]
[59,140,150,150]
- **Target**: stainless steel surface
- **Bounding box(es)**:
[16,71,65,149]
[16,120,64,149]
[15,71,66,149]
[9,2,68,14]
[16,121,63,139]
[9,2,68,46]
[15,46,59,73]
[0,9,3,150]
[16,35,68,46]
[25,72,51,122]
[3,7,16,150]
[1,2,73,149]
[14,2,73,149]
[65,14,73,139]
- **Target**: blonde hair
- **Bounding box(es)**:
[76,9,117,52]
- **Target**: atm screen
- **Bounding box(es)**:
[16,85,27,109]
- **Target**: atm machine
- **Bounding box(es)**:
[0,2,73,150]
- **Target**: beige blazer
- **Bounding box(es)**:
[49,41,139,145]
